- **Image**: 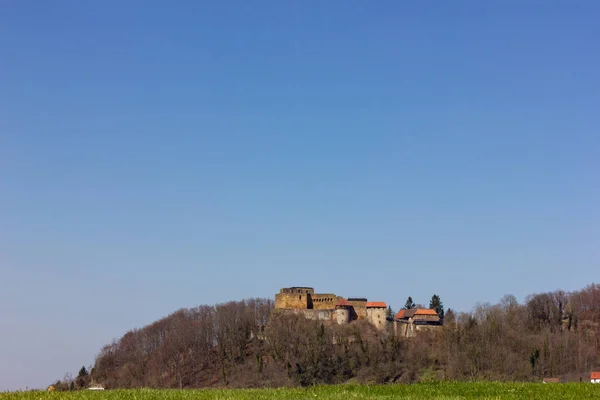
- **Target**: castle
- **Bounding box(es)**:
[274,286,443,335]
[274,286,388,330]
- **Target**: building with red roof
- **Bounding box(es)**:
[394,308,442,337]
[366,302,387,308]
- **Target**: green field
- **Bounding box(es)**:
[2,383,599,400]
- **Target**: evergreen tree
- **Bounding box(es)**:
[386,305,394,319]
[404,296,416,309]
[429,294,444,319]
[76,366,89,390]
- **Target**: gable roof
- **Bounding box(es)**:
[395,309,416,319]
[395,308,438,319]
[366,302,387,308]
[591,372,600,379]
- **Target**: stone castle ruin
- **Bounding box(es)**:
[274,286,443,335]
[274,286,388,330]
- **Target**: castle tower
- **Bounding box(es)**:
[334,299,352,324]
[366,302,387,330]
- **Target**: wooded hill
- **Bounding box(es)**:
[58,284,600,389]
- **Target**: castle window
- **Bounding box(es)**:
[299,295,302,300]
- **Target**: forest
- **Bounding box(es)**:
[53,284,600,389]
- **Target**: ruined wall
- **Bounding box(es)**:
[305,309,332,321]
[275,292,308,309]
[275,287,343,311]
[311,293,341,310]
[282,308,333,321]
[335,308,350,324]
[367,308,387,330]
[275,287,314,309]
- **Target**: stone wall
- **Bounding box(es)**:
[275,292,308,309]
[282,308,333,321]
[275,287,314,309]
[311,293,342,310]
[279,287,315,295]
[395,321,442,337]
[348,299,368,319]
[366,308,387,330]
[335,308,350,324]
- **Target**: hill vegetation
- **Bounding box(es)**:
[54,284,600,389]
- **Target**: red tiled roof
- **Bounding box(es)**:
[591,372,600,379]
[335,298,353,308]
[395,308,438,319]
[366,301,387,308]
[414,309,438,316]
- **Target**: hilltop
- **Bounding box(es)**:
[52,284,600,389]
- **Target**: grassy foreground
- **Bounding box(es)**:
[2,383,599,400]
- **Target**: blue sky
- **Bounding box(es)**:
[1,0,599,391]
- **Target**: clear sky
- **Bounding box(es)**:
[1,0,599,391]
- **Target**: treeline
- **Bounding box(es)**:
[50,366,92,391]
[60,284,599,389]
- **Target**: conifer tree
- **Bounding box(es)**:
[429,294,444,319]
[386,305,394,319]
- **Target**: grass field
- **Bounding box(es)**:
[2,383,599,400]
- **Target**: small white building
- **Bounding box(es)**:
[591,372,600,384]
[88,385,105,390]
